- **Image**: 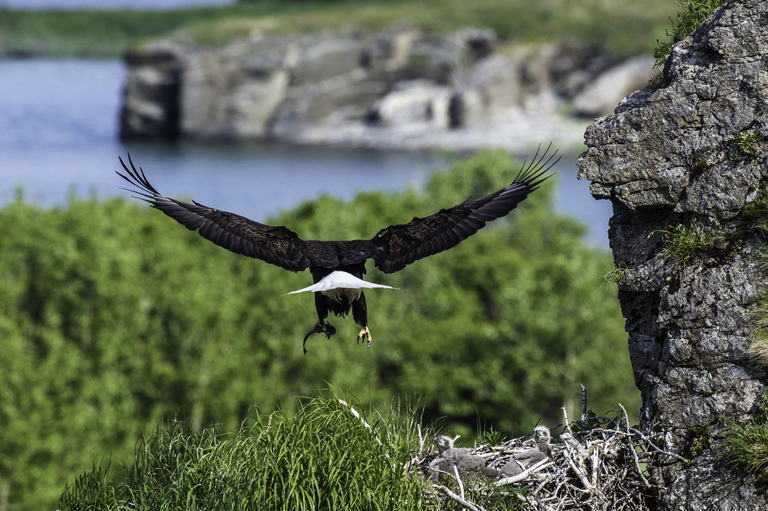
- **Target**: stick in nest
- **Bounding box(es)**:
[434,484,488,511]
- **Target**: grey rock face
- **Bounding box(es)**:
[368,80,451,129]
[572,56,655,118]
[120,44,181,140]
[577,0,768,509]
[179,40,295,139]
[119,30,650,151]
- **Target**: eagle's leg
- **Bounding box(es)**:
[352,292,372,348]
[303,294,337,354]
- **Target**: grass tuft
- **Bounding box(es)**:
[654,220,727,269]
[734,129,767,159]
[745,184,768,367]
[743,184,768,238]
[653,0,725,67]
[477,423,507,447]
[750,331,768,367]
[601,262,628,284]
[723,395,768,490]
[750,264,768,367]
[725,421,768,472]
[59,395,429,511]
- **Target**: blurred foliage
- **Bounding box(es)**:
[0,0,676,58]
[0,150,635,510]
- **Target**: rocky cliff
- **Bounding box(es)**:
[577,0,768,508]
[119,28,652,151]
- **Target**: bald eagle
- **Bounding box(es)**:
[117,147,556,353]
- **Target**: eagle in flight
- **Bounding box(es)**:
[117,146,557,353]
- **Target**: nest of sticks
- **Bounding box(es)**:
[411,404,685,511]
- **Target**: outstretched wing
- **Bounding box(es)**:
[369,145,558,274]
[117,154,311,272]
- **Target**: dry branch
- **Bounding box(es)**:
[434,484,488,511]
[495,458,554,486]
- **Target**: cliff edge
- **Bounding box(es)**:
[577,0,768,508]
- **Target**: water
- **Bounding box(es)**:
[0,59,612,247]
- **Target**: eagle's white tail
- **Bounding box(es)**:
[285,270,397,295]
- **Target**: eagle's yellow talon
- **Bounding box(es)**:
[357,326,372,347]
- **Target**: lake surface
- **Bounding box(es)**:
[0,59,612,247]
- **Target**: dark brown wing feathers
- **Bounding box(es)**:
[370,144,558,273]
[117,144,556,274]
[117,154,310,272]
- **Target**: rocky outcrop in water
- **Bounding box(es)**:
[120,46,181,141]
[120,28,653,151]
[577,0,768,508]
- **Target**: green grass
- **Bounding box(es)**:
[654,220,727,269]
[743,183,768,233]
[734,129,767,159]
[59,395,430,511]
[743,185,768,367]
[57,393,532,511]
[723,395,768,491]
[750,302,768,367]
[0,0,676,58]
[725,421,768,474]
[601,262,628,284]
[653,0,725,66]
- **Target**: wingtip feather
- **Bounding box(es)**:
[514,142,560,190]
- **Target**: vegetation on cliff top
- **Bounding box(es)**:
[0,0,676,58]
[653,0,726,66]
